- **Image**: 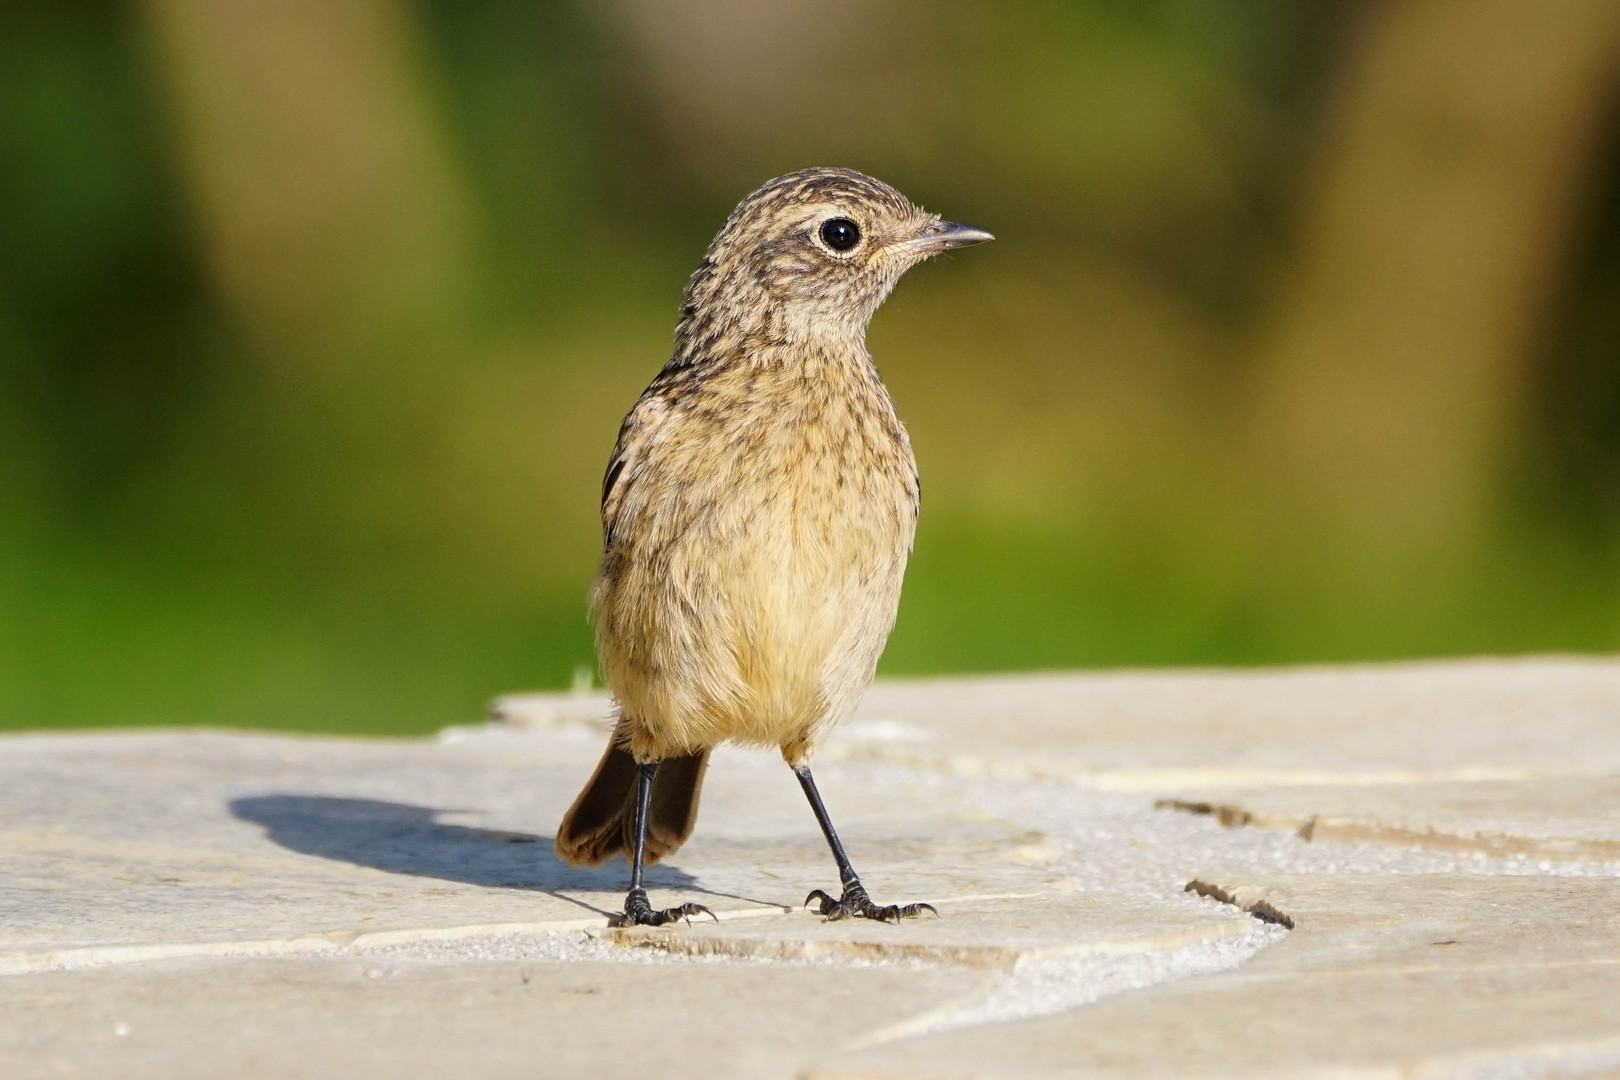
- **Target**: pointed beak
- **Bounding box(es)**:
[911,219,995,254]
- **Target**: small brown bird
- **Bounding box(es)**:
[555,167,992,926]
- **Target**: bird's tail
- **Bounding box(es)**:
[554,738,709,867]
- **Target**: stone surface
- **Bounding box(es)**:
[830,657,1620,782]
[819,875,1620,1079]
[2,657,1618,1077]
[1158,776,1620,860]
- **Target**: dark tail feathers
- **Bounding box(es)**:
[554,741,709,867]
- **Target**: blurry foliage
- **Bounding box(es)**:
[1527,103,1620,549]
[2,0,1619,733]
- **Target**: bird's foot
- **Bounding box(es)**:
[804,880,937,923]
[615,887,717,927]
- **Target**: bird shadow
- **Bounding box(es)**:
[229,794,704,919]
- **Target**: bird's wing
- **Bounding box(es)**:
[600,419,637,548]
[600,378,676,548]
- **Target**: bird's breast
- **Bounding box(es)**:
[725,363,917,568]
[593,352,918,750]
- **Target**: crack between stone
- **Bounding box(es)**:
[1156,798,1620,862]
[1184,878,1296,930]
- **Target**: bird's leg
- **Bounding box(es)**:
[793,764,937,923]
[618,760,715,927]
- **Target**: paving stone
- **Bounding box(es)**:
[1157,776,1620,862]
[816,874,1620,1079]
[3,658,1618,1077]
[606,891,1262,971]
[497,657,1620,783]
[0,955,983,1080]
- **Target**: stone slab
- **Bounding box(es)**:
[3,658,1619,1077]
[1157,776,1620,862]
[497,656,1620,783]
[818,874,1620,1079]
[0,729,1095,962]
[0,955,983,1080]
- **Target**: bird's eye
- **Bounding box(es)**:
[819,218,861,252]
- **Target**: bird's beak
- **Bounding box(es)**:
[909,219,995,254]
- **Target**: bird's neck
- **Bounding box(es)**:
[672,326,871,373]
[672,255,872,368]
[672,308,869,370]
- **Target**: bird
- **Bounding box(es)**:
[554,167,992,927]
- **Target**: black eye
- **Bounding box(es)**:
[819,217,861,252]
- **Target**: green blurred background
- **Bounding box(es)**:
[4,0,1620,734]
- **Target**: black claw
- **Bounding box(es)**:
[806,893,842,919]
[801,881,936,924]
[618,888,717,927]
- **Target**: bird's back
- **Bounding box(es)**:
[593,343,917,763]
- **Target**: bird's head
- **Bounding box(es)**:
[674,167,993,359]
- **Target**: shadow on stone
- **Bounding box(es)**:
[229,795,698,902]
